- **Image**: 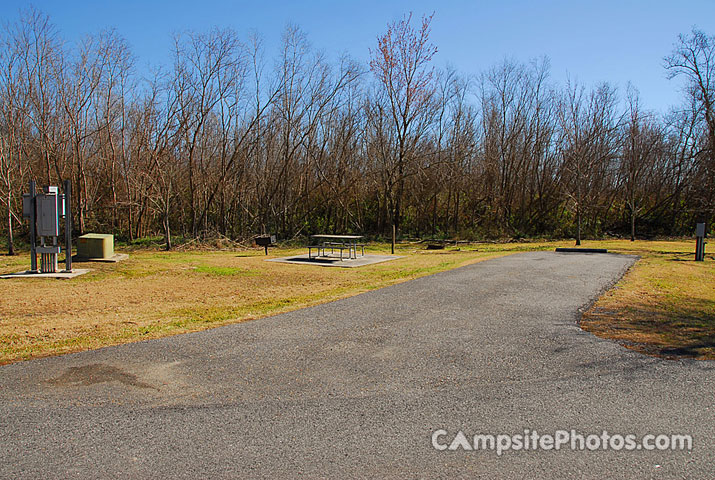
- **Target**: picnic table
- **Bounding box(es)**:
[308,234,365,260]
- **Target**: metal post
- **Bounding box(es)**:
[64,179,72,272]
[695,223,706,262]
[29,180,37,272]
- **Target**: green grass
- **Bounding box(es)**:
[193,265,259,277]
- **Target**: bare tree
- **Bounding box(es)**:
[620,86,662,241]
[14,8,66,186]
[92,29,134,231]
[172,27,243,237]
[1,9,712,248]
[558,81,620,244]
[0,26,27,255]
[665,28,715,228]
[369,12,438,235]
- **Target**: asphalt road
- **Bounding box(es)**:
[1,251,713,479]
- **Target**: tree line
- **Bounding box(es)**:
[0,10,713,252]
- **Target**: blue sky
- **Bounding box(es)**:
[4,0,715,113]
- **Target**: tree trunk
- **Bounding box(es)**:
[391,223,395,255]
[576,203,582,246]
[395,155,404,235]
[431,194,437,237]
[164,207,172,251]
[394,186,402,235]
[6,188,14,256]
[575,166,582,246]
[453,190,460,235]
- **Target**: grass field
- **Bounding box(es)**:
[0,239,712,364]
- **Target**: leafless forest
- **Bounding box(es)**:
[0,10,713,252]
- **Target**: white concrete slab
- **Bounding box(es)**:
[266,254,403,268]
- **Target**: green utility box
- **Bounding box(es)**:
[77,233,114,259]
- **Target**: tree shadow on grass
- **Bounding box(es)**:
[582,299,714,360]
[659,342,715,358]
[668,256,702,262]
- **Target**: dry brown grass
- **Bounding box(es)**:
[1,239,711,364]
[580,240,715,360]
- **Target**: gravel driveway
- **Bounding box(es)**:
[1,251,713,479]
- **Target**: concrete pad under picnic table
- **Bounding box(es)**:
[267,253,403,267]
